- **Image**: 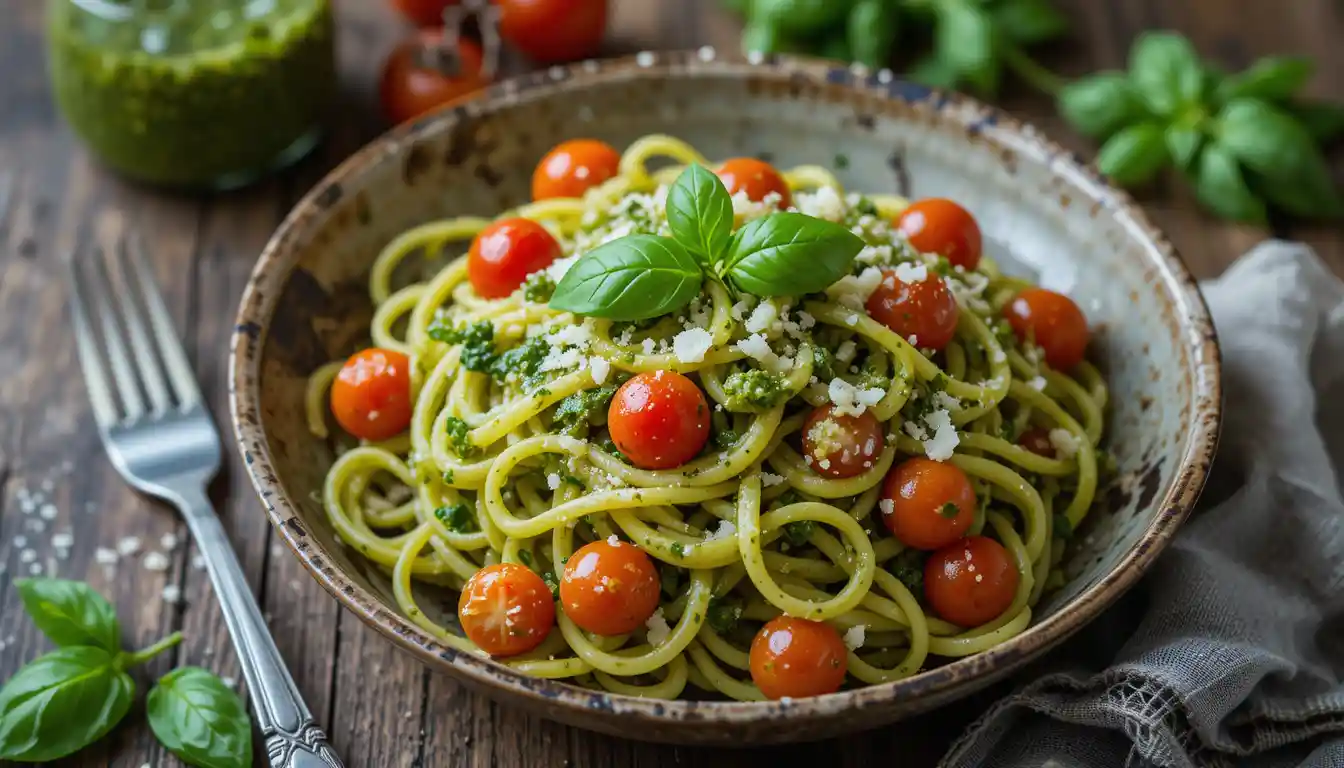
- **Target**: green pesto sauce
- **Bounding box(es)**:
[48,0,335,190]
[722,368,789,411]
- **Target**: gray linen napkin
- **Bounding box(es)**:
[942,241,1344,768]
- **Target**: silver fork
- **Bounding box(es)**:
[68,231,343,768]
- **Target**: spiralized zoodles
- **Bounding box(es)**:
[310,135,1107,702]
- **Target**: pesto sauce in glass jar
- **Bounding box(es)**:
[47,0,336,191]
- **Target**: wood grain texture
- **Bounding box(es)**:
[0,1,1339,766]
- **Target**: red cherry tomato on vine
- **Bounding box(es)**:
[330,348,413,441]
[749,617,848,700]
[865,268,960,350]
[801,405,885,479]
[458,563,555,656]
[607,371,711,470]
[467,217,562,299]
[717,158,792,209]
[1003,288,1090,371]
[496,0,608,63]
[391,0,458,27]
[532,139,622,200]
[560,539,661,636]
[896,199,982,271]
[924,536,1019,627]
[880,457,977,551]
[380,31,489,125]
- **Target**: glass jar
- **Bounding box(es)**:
[47,0,336,191]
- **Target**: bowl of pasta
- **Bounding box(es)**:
[230,50,1221,744]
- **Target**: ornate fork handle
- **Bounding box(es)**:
[176,486,344,767]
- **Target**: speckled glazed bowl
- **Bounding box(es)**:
[230,51,1221,745]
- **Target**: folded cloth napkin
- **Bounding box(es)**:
[942,241,1344,768]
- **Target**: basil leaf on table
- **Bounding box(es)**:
[1128,31,1203,115]
[1165,123,1204,170]
[1291,100,1344,143]
[1096,123,1169,186]
[847,0,896,69]
[723,213,865,297]
[15,578,120,652]
[148,667,253,768]
[1057,72,1149,139]
[550,235,703,321]
[665,164,733,263]
[1193,145,1267,224]
[0,646,134,762]
[1214,56,1313,104]
[1218,98,1344,218]
[992,0,1069,44]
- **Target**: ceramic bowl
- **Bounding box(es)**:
[230,50,1221,745]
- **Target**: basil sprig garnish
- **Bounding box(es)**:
[0,578,252,766]
[550,164,865,321]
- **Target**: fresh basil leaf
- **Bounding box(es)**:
[847,0,896,69]
[908,53,961,89]
[15,578,120,652]
[1165,123,1204,171]
[1291,100,1344,143]
[1057,72,1148,139]
[1128,31,1203,116]
[0,646,134,762]
[741,20,804,56]
[755,0,851,36]
[1193,144,1267,224]
[993,0,1069,44]
[724,213,865,297]
[820,34,853,63]
[666,164,733,264]
[550,235,704,321]
[1215,56,1313,105]
[148,667,252,768]
[936,0,995,92]
[1218,98,1343,218]
[1096,123,1169,186]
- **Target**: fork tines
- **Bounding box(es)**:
[68,230,202,429]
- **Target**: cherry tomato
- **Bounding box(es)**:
[330,348,413,441]
[1003,288,1090,371]
[801,405,885,479]
[458,563,556,656]
[865,267,960,350]
[380,31,489,126]
[560,539,661,636]
[496,0,607,63]
[467,217,562,299]
[896,199,982,270]
[391,0,457,26]
[880,457,976,550]
[924,536,1019,627]
[532,139,621,200]
[749,617,848,700]
[1017,427,1055,458]
[717,158,792,209]
[607,371,711,470]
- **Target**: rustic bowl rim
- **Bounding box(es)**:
[229,49,1222,729]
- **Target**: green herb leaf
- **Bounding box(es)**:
[522,272,557,303]
[1052,512,1074,541]
[1128,32,1203,116]
[443,416,481,459]
[1291,100,1344,143]
[754,0,850,36]
[1057,72,1149,139]
[434,503,478,533]
[937,502,961,519]
[705,597,743,634]
[542,571,561,599]
[148,667,252,768]
[848,0,897,69]
[908,53,961,90]
[936,1,997,94]
[740,20,804,56]
[782,520,815,547]
[1165,123,1204,170]
[666,164,734,263]
[15,578,120,652]
[670,542,687,558]
[1192,144,1267,224]
[552,385,618,437]
[1218,98,1344,218]
[550,235,704,321]
[887,549,925,596]
[1215,56,1313,105]
[1096,122,1169,186]
[0,646,134,762]
[723,213,866,297]
[993,0,1069,44]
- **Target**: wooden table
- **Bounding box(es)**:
[2,1,1340,765]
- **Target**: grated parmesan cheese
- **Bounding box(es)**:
[546,473,561,491]
[828,378,885,417]
[589,357,611,385]
[735,333,790,373]
[796,186,846,221]
[761,472,787,487]
[843,624,866,650]
[645,608,671,646]
[1048,428,1081,458]
[672,327,714,363]
[1028,376,1047,391]
[835,340,858,364]
[920,409,960,461]
[705,520,737,542]
[893,262,929,283]
[878,498,894,515]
